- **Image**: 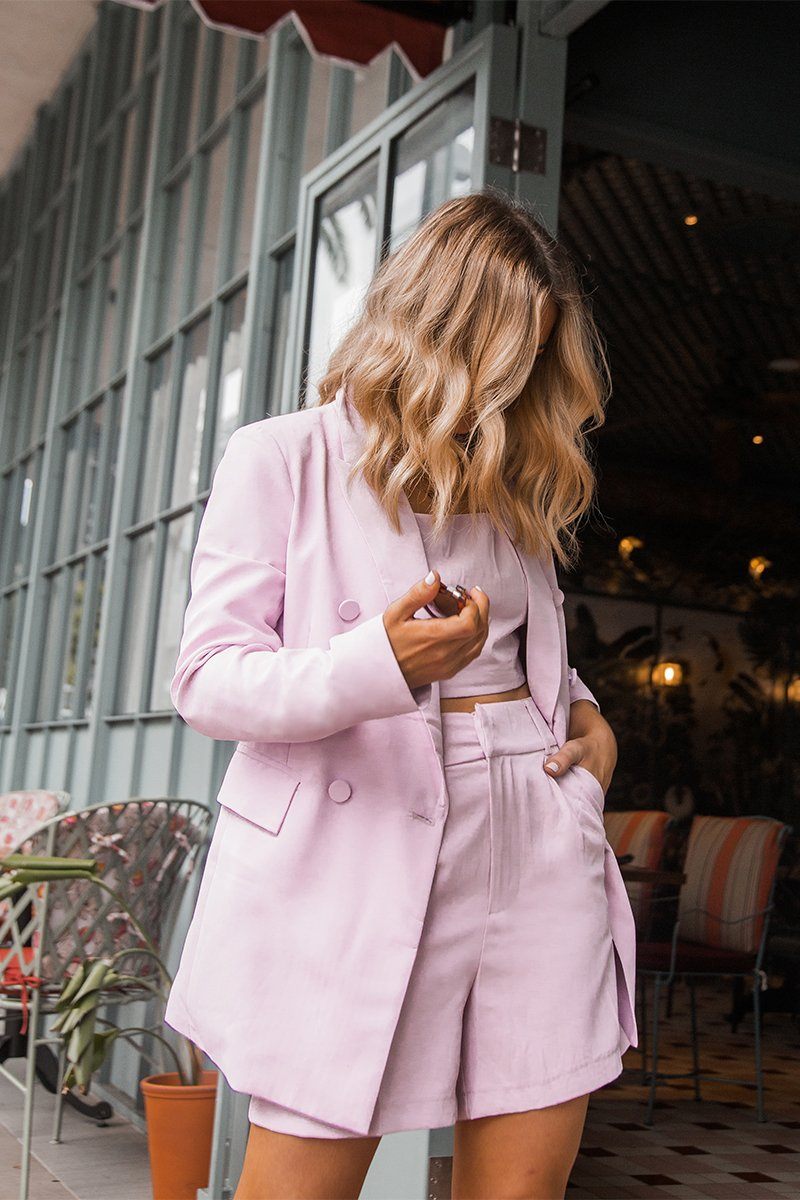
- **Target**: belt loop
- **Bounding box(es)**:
[471,704,491,760]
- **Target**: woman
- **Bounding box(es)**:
[164,188,638,1200]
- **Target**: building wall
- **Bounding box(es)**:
[0,0,417,811]
[0,0,424,1114]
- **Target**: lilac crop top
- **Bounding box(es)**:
[413,510,528,698]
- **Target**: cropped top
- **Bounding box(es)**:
[412,510,528,698]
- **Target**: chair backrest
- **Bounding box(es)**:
[678,814,788,953]
[604,809,671,931]
[0,790,70,858]
[0,798,212,991]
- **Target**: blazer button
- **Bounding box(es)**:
[328,779,352,803]
[552,587,565,605]
[338,599,361,621]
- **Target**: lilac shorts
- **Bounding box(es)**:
[248,696,625,1138]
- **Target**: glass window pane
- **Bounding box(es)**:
[84,550,107,719]
[192,134,231,306]
[77,400,106,548]
[304,155,379,405]
[0,588,20,724]
[37,571,67,721]
[388,79,475,253]
[10,453,40,582]
[301,57,333,178]
[97,385,123,541]
[211,288,246,472]
[115,530,155,713]
[115,106,137,230]
[150,513,195,711]
[54,421,81,561]
[58,559,87,718]
[267,247,294,417]
[135,348,174,522]
[233,92,264,277]
[158,179,190,332]
[210,32,239,125]
[350,49,392,139]
[31,322,56,444]
[171,318,210,508]
[171,19,204,167]
[95,249,122,389]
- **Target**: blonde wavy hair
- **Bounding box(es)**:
[316,188,611,569]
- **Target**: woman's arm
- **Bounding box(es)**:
[544,698,618,793]
[169,426,424,744]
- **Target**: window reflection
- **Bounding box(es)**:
[0,590,19,723]
[305,156,379,405]
[116,531,154,713]
[388,79,475,252]
[211,289,246,473]
[58,560,87,718]
[136,349,174,522]
[171,319,210,508]
[150,513,194,711]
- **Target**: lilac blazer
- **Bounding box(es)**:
[163,384,638,1132]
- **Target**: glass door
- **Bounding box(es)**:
[280,20,520,412]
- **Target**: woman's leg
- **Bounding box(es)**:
[451,1093,590,1200]
[234,1122,381,1200]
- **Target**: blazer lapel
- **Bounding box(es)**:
[331,384,564,746]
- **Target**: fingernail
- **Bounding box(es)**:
[474,585,484,592]
[545,761,559,773]
[425,570,436,584]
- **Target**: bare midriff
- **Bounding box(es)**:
[439,682,531,713]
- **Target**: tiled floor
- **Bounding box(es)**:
[0,1056,150,1200]
[432,975,800,1199]
[1,974,798,1199]
[566,973,800,1199]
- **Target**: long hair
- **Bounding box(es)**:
[316,187,611,569]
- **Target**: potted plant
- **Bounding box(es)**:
[0,853,217,1200]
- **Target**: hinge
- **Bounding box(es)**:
[488,116,547,175]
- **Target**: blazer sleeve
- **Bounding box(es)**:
[543,548,601,714]
[169,426,425,744]
[568,666,600,712]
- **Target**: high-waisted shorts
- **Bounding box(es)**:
[248,696,625,1138]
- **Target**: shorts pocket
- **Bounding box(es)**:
[570,763,606,815]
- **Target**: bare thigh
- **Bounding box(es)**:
[233,1122,381,1200]
[451,1093,590,1200]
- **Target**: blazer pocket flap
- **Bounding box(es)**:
[216,748,301,835]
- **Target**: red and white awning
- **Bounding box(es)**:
[119,0,447,81]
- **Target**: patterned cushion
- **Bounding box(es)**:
[1,799,208,991]
[678,815,785,953]
[0,791,69,857]
[604,809,670,930]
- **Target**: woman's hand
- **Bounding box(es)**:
[543,699,617,794]
[383,570,490,690]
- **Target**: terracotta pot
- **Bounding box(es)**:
[140,1069,218,1200]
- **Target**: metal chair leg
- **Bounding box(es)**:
[637,971,648,1085]
[753,971,766,1122]
[645,974,663,1126]
[19,987,42,1200]
[688,975,702,1101]
[51,1037,68,1144]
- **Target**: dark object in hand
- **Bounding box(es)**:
[425,581,469,618]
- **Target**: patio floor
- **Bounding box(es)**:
[0,1056,150,1200]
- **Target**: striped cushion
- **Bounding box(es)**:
[679,815,785,953]
[604,810,670,930]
